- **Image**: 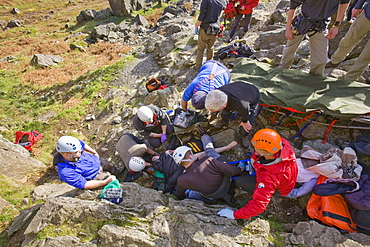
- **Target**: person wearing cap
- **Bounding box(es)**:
[181,60,230,112]
[133,105,175,149]
[116,133,158,182]
[204,80,260,146]
[217,129,298,220]
[54,136,121,190]
[173,136,243,201]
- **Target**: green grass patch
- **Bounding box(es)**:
[0,175,36,235]
[265,217,285,247]
[36,216,145,242]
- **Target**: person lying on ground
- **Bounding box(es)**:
[218,128,298,220]
[54,136,121,190]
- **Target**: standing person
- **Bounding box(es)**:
[54,136,120,190]
[217,129,298,220]
[204,80,260,146]
[116,133,158,182]
[133,105,175,149]
[279,0,350,76]
[181,60,230,112]
[194,0,226,70]
[227,0,259,42]
[173,140,243,201]
[326,0,370,81]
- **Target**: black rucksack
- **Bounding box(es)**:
[184,138,204,153]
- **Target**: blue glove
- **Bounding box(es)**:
[194,27,199,35]
[237,161,247,171]
[217,208,235,219]
[161,134,168,143]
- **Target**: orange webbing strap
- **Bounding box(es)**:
[259,104,317,126]
[322,119,338,144]
[269,107,281,125]
[285,110,320,127]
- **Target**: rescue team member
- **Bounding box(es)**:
[204,80,260,147]
[217,129,298,220]
[173,140,243,202]
[181,60,230,111]
[133,105,175,149]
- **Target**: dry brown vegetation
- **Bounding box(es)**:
[0,0,134,87]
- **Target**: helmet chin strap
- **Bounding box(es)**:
[181,158,196,162]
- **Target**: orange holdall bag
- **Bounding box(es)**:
[307,175,357,233]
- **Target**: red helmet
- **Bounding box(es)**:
[251,129,282,153]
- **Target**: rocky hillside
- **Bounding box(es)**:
[1,0,370,246]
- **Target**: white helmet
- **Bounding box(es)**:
[137,106,153,122]
[128,156,146,172]
[56,136,82,153]
[172,146,192,164]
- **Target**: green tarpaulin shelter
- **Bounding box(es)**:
[231,58,370,120]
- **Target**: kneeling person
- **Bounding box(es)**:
[218,129,298,220]
[116,133,157,182]
[174,144,243,201]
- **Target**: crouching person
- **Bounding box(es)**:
[116,133,157,182]
[151,134,237,194]
[218,128,298,220]
[173,144,244,202]
[54,136,120,190]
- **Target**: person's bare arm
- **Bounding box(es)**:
[193,141,238,159]
[83,175,116,189]
[195,20,202,28]
[326,3,349,39]
[181,99,188,112]
[147,147,159,156]
[84,144,98,156]
[285,9,295,40]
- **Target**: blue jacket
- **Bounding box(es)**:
[54,141,101,189]
[182,60,230,102]
[355,0,370,20]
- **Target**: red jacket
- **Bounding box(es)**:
[233,138,298,220]
[229,0,259,15]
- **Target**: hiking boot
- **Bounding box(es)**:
[325,61,339,68]
[195,123,207,136]
[241,137,250,148]
[213,120,227,129]
[336,139,350,149]
[124,171,142,182]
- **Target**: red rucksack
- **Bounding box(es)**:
[224,2,237,19]
[14,130,43,151]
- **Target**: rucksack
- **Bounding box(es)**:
[14,130,43,151]
[214,42,258,61]
[224,2,237,19]
[205,22,222,36]
[307,175,357,233]
[145,78,168,92]
[184,138,204,153]
[345,174,370,230]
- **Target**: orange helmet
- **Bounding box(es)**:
[251,129,282,153]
